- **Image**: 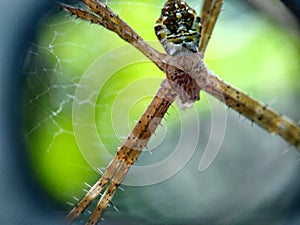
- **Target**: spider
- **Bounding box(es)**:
[59,0,300,224]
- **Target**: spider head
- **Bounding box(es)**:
[155,0,202,56]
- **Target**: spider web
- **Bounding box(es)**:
[22,0,300,224]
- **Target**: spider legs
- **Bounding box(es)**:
[64,158,122,224]
[199,0,223,55]
[60,1,166,71]
[86,164,130,225]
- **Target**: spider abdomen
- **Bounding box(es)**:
[155,0,202,56]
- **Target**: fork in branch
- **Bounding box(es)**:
[60,0,300,224]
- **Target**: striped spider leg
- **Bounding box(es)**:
[199,0,223,55]
[60,0,300,224]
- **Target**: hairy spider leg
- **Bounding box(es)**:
[85,80,176,225]
[199,0,223,55]
[60,1,166,70]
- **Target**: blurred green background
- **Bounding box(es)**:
[22,0,300,224]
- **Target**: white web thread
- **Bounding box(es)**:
[24,31,77,153]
